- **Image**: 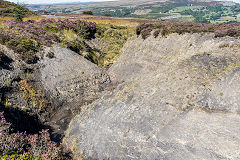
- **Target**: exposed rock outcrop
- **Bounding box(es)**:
[0,44,112,140]
[40,46,111,103]
[0,45,23,104]
[108,33,240,82]
[0,45,45,135]
[64,33,240,159]
[38,46,112,139]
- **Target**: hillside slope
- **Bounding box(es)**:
[0,0,33,17]
[29,0,240,23]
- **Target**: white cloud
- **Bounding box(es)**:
[6,0,115,4]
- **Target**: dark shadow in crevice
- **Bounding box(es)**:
[0,106,45,135]
[0,52,13,70]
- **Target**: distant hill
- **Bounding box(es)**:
[28,0,240,23]
[0,0,34,17]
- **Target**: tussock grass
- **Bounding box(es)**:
[0,16,14,21]
[96,24,136,67]
[23,15,45,21]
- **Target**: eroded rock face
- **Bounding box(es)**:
[64,33,240,159]
[0,45,45,135]
[0,45,22,103]
[38,46,112,139]
[40,46,111,103]
[0,45,21,88]
[1,44,113,140]
[108,33,239,82]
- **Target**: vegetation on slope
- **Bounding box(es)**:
[0,0,34,17]
[29,0,240,24]
[0,2,136,159]
[136,21,240,39]
[94,25,135,67]
[0,17,135,67]
[0,19,96,63]
[0,112,71,159]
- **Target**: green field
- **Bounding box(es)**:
[28,0,240,24]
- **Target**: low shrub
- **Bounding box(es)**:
[0,18,133,67]
[0,19,97,63]
[153,29,161,38]
[105,14,112,17]
[0,112,72,159]
[137,21,240,39]
[136,23,153,36]
[5,37,40,64]
[161,28,172,37]
[82,11,93,15]
[141,27,152,40]
[12,4,28,22]
[0,0,34,18]
[76,21,96,39]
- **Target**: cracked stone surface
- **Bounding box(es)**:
[40,45,111,103]
[64,33,240,159]
[38,46,112,139]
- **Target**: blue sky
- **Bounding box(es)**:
[6,0,240,4]
[7,0,115,4]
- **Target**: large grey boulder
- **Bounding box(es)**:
[0,45,22,87]
[64,33,240,159]
[0,45,22,102]
[0,43,112,140]
[108,33,239,82]
[40,46,111,103]
[38,46,112,138]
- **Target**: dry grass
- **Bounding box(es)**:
[0,13,141,27]
[23,15,45,21]
[0,16,14,21]
[95,24,136,67]
[43,13,140,27]
[0,15,45,22]
[0,14,137,67]
[78,18,139,27]
[0,20,9,30]
[19,79,45,110]
[63,29,78,41]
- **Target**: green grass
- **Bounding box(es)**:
[0,151,32,160]
[95,24,135,67]
[28,0,240,24]
[174,15,195,22]
[170,6,203,13]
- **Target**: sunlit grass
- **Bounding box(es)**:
[0,15,45,22]
[0,20,9,30]
[96,24,136,67]
[0,16,14,21]
[78,18,139,27]
[23,15,45,21]
[0,14,140,27]
[0,14,137,67]
[63,29,78,41]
